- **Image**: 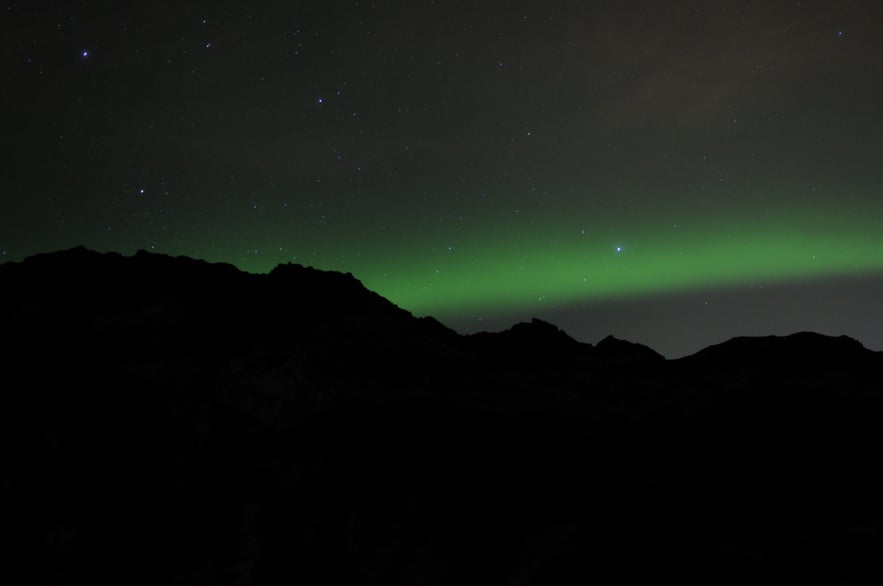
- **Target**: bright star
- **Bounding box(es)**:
[81,50,89,58]
[616,246,623,252]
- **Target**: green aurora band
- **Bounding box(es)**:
[367,218,883,317]
[190,197,883,320]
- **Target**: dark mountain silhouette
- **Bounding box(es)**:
[596,334,665,364]
[2,247,880,585]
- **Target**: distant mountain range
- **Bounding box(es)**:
[2,247,880,585]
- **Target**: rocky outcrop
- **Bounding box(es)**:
[1,248,879,585]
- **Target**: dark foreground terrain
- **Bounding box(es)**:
[2,247,880,584]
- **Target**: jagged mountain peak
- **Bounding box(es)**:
[3,248,880,585]
[684,330,873,365]
[506,317,578,342]
[596,334,665,363]
[3,248,879,371]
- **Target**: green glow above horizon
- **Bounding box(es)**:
[363,219,883,316]
[191,196,883,319]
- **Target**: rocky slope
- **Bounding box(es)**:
[1,247,880,585]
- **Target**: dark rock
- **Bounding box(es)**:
[596,334,665,364]
[1,248,880,585]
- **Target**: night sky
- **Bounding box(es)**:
[3,0,883,357]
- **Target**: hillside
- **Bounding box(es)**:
[2,247,880,585]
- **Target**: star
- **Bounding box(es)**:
[81,50,89,58]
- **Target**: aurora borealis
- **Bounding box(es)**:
[3,0,883,356]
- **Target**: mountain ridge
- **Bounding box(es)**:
[2,246,872,361]
[2,246,880,585]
